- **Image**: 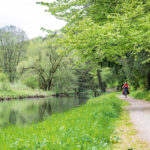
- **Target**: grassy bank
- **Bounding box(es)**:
[0,82,56,100]
[131,90,150,101]
[0,89,51,100]
[0,93,126,150]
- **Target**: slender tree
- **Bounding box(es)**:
[0,26,27,82]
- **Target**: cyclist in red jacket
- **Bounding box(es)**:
[122,81,129,98]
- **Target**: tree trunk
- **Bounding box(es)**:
[147,72,150,90]
[97,70,106,92]
[47,79,52,91]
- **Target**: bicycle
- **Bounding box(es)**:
[124,87,128,98]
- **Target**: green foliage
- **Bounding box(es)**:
[0,93,126,149]
[131,90,150,101]
[0,0,149,95]
[37,0,123,24]
[17,37,78,92]
[23,76,39,89]
[38,0,150,89]
[101,67,114,88]
[53,68,78,94]
[74,64,101,96]
[0,73,10,90]
[0,26,27,82]
[10,82,31,91]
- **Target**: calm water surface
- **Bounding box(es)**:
[0,96,88,127]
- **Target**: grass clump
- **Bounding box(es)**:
[0,93,126,150]
[131,90,150,101]
[0,89,48,99]
[0,81,51,99]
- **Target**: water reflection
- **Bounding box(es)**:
[9,110,17,124]
[0,96,87,127]
[38,101,52,121]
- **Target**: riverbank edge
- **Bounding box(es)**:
[0,89,52,101]
[0,95,49,101]
[0,90,80,101]
[0,93,85,101]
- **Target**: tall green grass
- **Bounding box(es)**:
[0,93,126,150]
[0,81,51,99]
[0,89,48,99]
[131,90,150,101]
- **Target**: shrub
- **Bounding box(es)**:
[0,73,10,90]
[23,77,39,89]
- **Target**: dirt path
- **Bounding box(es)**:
[119,95,150,147]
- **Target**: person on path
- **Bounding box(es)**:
[122,81,129,98]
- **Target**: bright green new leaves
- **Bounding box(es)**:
[60,1,150,63]
[39,0,150,62]
[38,0,124,24]
[38,0,150,89]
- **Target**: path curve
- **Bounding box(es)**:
[119,95,150,146]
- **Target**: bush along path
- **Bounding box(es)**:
[0,93,126,150]
[119,95,150,149]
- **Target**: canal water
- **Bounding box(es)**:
[0,96,88,127]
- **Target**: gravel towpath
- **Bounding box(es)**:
[119,95,150,146]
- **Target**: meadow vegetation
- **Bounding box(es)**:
[0,93,126,150]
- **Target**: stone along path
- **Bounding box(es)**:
[119,95,150,147]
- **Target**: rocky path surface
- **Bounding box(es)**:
[119,95,150,146]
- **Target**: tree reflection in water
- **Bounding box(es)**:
[38,101,52,121]
[0,96,87,127]
[9,110,17,124]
